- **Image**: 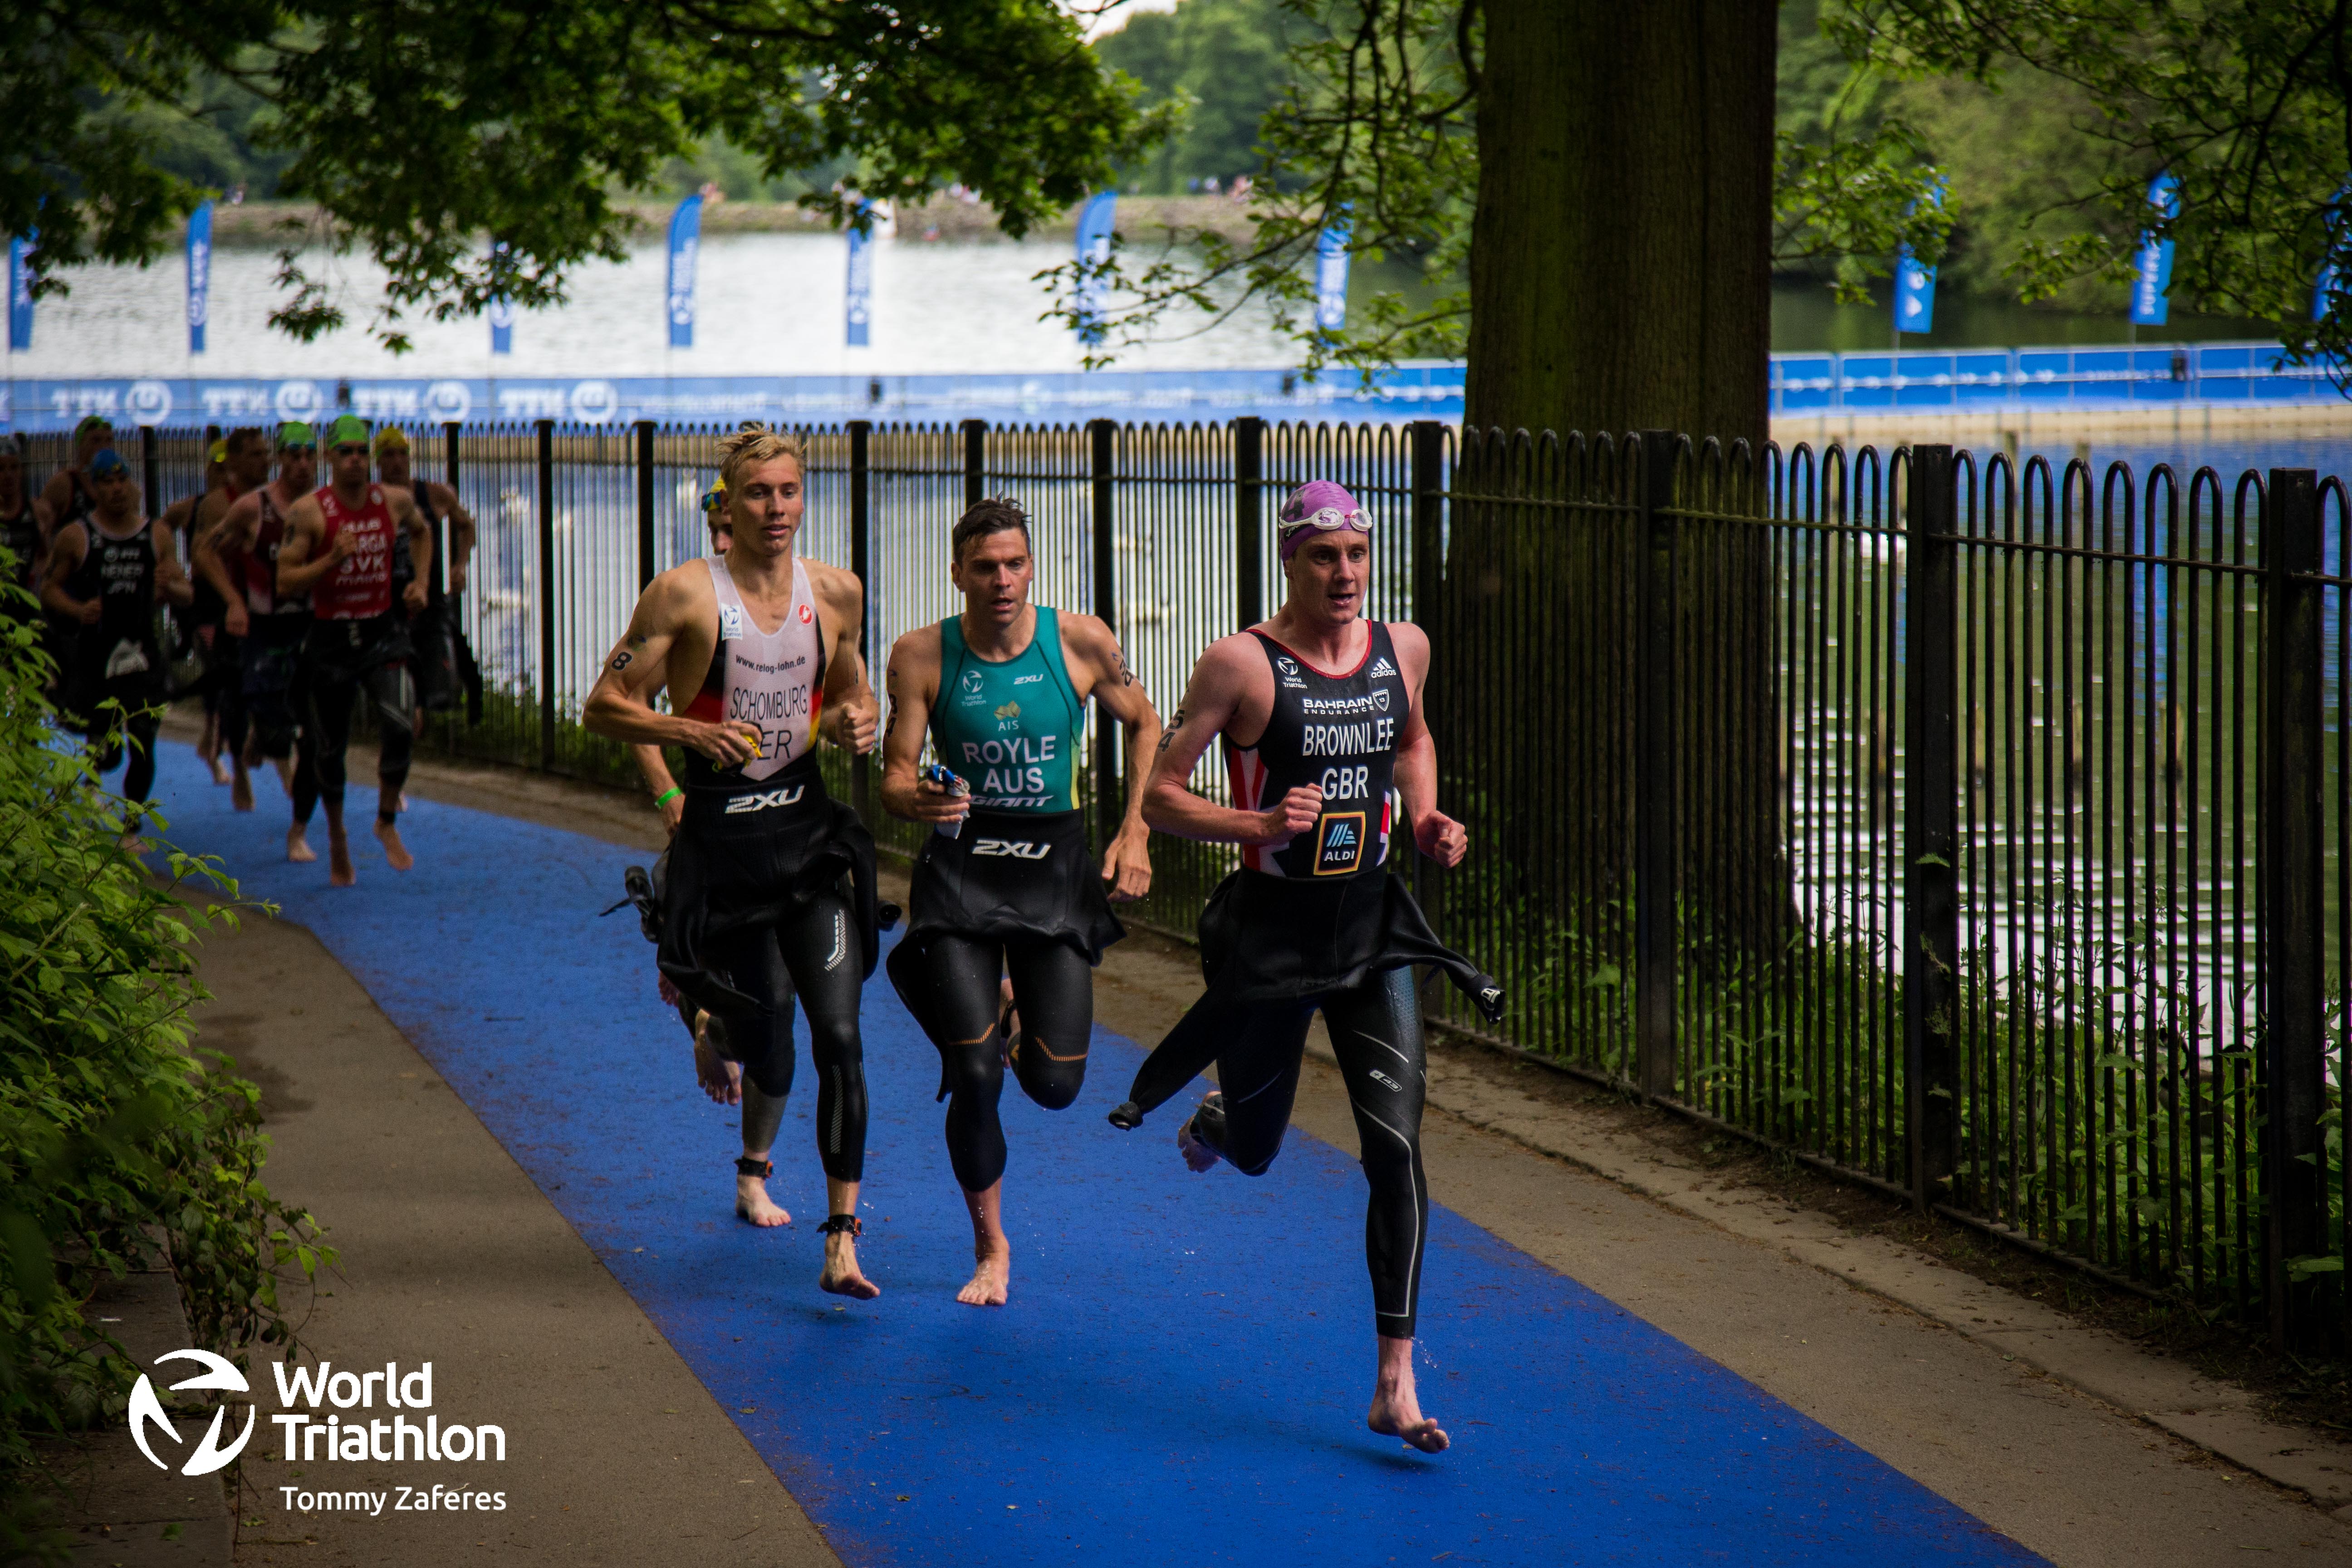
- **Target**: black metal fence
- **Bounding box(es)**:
[40,416,2346,1348]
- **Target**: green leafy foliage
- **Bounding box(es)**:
[0,571,332,1558]
[7,1,1175,349]
[1095,0,1297,194]
[1829,0,2352,364]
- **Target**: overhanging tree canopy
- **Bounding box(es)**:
[7,0,1174,347]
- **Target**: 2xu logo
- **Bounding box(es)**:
[724,785,804,815]
[130,1350,255,1478]
[972,839,1049,859]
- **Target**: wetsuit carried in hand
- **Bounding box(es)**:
[240,489,311,761]
[657,555,878,1185]
[884,606,1124,1194]
[1120,623,1502,1341]
[61,514,166,805]
[294,482,415,828]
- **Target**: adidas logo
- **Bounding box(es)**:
[1368,657,1396,679]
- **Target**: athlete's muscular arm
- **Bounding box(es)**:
[1060,614,1161,900]
[38,525,97,624]
[877,626,967,825]
[1142,635,1321,847]
[582,566,759,765]
[196,493,258,635]
[150,522,194,608]
[1387,622,1467,868]
[273,496,351,596]
[431,483,477,595]
[390,489,431,612]
[808,563,877,754]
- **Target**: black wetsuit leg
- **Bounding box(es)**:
[773,890,867,1184]
[701,924,798,1099]
[1004,939,1093,1111]
[118,705,161,808]
[1320,967,1431,1341]
[297,666,357,820]
[1193,998,1317,1176]
[888,935,1094,1193]
[364,659,416,823]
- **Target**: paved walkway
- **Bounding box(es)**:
[149,746,2352,1567]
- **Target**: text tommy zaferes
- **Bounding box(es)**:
[268,1362,506,1463]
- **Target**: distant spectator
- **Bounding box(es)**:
[1230,175,1252,202]
[1204,176,1220,194]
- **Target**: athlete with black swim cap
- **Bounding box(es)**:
[1108,479,1503,1456]
[584,425,886,1299]
[38,447,194,846]
[196,424,320,841]
[274,414,432,886]
[879,495,1161,1306]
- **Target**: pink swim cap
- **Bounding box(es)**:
[1275,480,1371,559]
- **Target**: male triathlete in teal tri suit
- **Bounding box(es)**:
[879,495,1161,1306]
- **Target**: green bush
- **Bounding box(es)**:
[0,580,331,1562]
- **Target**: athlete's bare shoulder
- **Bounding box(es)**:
[801,555,862,609]
[642,556,718,626]
[283,490,326,533]
[887,620,943,668]
[1194,629,1270,681]
[1385,620,1431,677]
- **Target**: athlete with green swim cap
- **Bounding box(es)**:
[274,412,433,886]
[878,495,1162,1306]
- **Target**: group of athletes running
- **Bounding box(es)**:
[0,413,475,872]
[585,425,1506,1455]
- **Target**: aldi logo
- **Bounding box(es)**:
[1313,812,1367,876]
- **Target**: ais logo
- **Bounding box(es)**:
[130,1350,256,1478]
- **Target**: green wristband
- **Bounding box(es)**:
[654,786,682,807]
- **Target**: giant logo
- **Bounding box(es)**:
[129,1350,257,1478]
[423,381,472,423]
[569,380,618,426]
[275,380,323,421]
[125,380,173,426]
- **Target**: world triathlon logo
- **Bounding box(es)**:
[129,1350,257,1478]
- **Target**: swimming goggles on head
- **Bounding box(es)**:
[700,478,727,514]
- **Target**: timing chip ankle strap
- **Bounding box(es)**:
[817,1214,862,1238]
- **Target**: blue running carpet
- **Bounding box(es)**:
[142,748,2043,1568]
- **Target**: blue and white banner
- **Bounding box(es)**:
[2314,178,2350,323]
[845,201,874,348]
[1313,210,1351,333]
[7,235,33,352]
[0,366,1469,434]
[1892,179,1944,336]
[666,195,703,350]
[1073,191,1116,346]
[186,201,214,355]
[2131,172,2180,327]
[488,240,514,356]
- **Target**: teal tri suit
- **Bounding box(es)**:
[886,605,1127,1194]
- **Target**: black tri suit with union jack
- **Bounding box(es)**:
[1112,617,1505,1343]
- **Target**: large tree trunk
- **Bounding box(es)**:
[1434,0,1785,1068]
[1464,0,1774,441]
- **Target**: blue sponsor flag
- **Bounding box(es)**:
[186,201,214,354]
[845,201,874,348]
[2131,172,2180,327]
[1073,191,1116,346]
[667,194,703,349]
[1891,179,1945,336]
[1313,208,1352,332]
[7,233,33,351]
[488,240,514,355]
[2313,177,2350,322]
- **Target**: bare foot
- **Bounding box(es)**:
[1368,1339,1449,1454]
[230,766,254,812]
[735,1171,789,1227]
[328,830,355,887]
[206,753,231,785]
[374,818,415,872]
[286,825,317,864]
[956,1240,1010,1307]
[693,1018,744,1106]
[1177,1096,1222,1173]
[819,1231,881,1299]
